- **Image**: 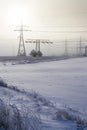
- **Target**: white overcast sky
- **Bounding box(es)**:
[0,0,87,55]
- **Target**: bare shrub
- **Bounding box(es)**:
[0,79,7,87]
[0,99,42,130]
[30,50,37,57]
[53,109,87,126]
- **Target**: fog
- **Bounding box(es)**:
[0,0,87,56]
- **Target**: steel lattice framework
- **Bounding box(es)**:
[26,39,53,52]
[15,25,31,56]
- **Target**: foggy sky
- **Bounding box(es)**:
[0,0,87,56]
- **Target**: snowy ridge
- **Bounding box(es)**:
[1,56,68,66]
[0,79,87,130]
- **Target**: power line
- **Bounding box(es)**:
[26,39,53,52]
[30,25,87,28]
[32,30,87,34]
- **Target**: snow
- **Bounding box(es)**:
[0,57,87,129]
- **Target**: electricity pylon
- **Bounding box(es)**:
[14,25,31,56]
[26,39,53,52]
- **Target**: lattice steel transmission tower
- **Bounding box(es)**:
[15,25,31,56]
[26,39,53,53]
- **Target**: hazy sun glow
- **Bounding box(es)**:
[7,5,28,26]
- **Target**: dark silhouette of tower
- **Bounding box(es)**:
[15,25,30,56]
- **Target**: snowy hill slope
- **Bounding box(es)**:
[0,82,77,130]
[0,57,87,129]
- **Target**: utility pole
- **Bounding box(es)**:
[76,43,79,56]
[14,25,31,56]
[36,40,40,52]
[79,36,82,56]
[65,38,68,57]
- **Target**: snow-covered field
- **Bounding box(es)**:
[0,57,87,130]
